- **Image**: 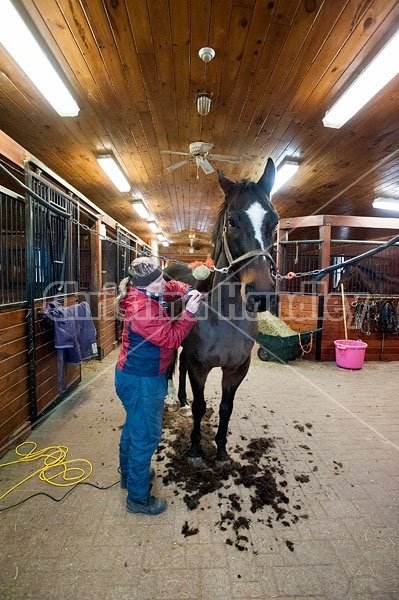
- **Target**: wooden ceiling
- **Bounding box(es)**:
[0,0,398,258]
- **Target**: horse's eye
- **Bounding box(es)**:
[227,217,236,228]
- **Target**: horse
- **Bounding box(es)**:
[163,262,216,410]
[338,263,399,295]
[163,263,198,411]
[176,158,279,466]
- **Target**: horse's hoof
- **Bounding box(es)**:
[188,456,204,468]
[179,404,192,417]
[215,450,230,467]
[164,394,179,411]
[215,457,231,468]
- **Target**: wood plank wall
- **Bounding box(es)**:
[0,306,31,456]
[0,293,119,459]
[0,302,81,458]
[278,293,399,363]
[321,295,399,362]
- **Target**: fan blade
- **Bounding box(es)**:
[198,142,213,154]
[161,150,191,157]
[166,159,190,171]
[199,158,215,175]
[208,153,240,162]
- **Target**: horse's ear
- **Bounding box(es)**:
[218,170,236,197]
[257,158,276,198]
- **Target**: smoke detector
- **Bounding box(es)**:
[198,47,215,63]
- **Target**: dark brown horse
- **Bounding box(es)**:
[163,263,198,409]
[174,159,278,466]
[338,264,399,295]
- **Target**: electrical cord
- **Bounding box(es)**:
[0,441,121,513]
[0,480,120,513]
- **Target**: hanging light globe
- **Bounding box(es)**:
[196,92,212,116]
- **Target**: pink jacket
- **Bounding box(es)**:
[116,280,196,376]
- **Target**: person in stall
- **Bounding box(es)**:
[115,256,202,515]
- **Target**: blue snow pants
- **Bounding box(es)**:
[115,367,167,502]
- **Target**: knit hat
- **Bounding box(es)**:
[128,257,163,287]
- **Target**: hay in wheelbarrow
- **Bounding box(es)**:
[257,312,321,364]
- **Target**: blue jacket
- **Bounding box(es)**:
[45,301,98,364]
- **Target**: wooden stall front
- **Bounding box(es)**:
[276,215,399,364]
[0,131,151,458]
[278,293,399,363]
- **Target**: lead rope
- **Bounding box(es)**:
[298,332,314,357]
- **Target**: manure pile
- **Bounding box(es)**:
[156,408,314,553]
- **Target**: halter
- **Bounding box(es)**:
[212,215,277,275]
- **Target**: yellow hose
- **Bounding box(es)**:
[0,441,93,501]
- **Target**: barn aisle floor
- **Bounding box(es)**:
[1,348,398,600]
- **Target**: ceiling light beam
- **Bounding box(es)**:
[272,159,300,194]
[323,29,399,129]
[147,221,160,233]
[0,0,80,117]
[372,197,399,212]
[132,200,150,219]
[97,155,131,192]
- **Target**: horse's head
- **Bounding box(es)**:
[212,158,279,312]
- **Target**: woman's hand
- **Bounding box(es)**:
[186,289,203,300]
[186,292,202,315]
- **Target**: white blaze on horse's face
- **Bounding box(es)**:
[245,201,267,250]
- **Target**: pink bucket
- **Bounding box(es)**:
[334,339,368,370]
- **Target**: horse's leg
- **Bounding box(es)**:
[186,360,210,466]
[165,351,178,410]
[215,356,251,465]
[177,349,189,407]
[167,378,177,401]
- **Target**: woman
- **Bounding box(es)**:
[115,256,202,515]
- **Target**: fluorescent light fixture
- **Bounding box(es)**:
[372,197,399,212]
[147,221,160,233]
[132,200,149,219]
[0,0,80,117]
[272,159,299,193]
[162,241,170,247]
[157,233,166,242]
[323,29,399,129]
[97,155,131,192]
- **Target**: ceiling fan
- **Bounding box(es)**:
[161,142,239,177]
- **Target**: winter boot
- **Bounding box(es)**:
[127,495,167,515]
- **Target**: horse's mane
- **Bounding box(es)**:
[356,264,380,279]
[358,264,399,285]
[211,204,226,261]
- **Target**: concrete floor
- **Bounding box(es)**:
[0,348,398,600]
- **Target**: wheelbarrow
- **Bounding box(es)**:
[257,328,322,364]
